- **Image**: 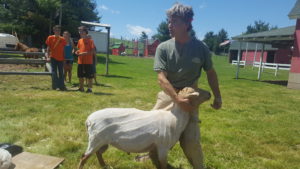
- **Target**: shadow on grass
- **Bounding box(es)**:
[261,80,288,86]
[100,74,132,79]
[234,78,288,87]
[97,56,125,65]
[30,87,52,91]
[93,92,114,96]
[71,82,112,88]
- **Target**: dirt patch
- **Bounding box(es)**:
[0,64,36,71]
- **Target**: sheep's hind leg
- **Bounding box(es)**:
[96,145,109,167]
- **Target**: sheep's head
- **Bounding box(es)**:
[178,87,211,107]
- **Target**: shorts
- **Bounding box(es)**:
[92,63,96,74]
[65,60,73,64]
[77,64,94,78]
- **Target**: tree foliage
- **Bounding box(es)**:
[245,20,277,34]
[0,0,99,47]
[139,31,148,42]
[152,20,171,42]
[203,28,229,54]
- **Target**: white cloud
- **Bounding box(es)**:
[99,5,108,11]
[111,10,120,14]
[98,4,120,14]
[199,1,207,10]
[126,24,152,37]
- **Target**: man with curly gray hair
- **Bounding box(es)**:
[153,3,222,169]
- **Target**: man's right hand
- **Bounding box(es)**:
[176,96,195,112]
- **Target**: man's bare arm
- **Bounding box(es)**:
[157,71,194,112]
[206,68,222,109]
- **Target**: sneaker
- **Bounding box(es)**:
[78,88,84,92]
[86,88,92,93]
[59,87,67,91]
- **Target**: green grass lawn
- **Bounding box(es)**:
[0,55,299,169]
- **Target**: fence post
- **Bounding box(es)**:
[275,64,279,76]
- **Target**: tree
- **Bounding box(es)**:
[215,29,229,54]
[0,0,99,47]
[139,31,148,42]
[203,29,229,54]
[245,20,278,34]
[152,20,171,42]
[203,31,216,52]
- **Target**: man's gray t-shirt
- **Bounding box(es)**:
[154,38,212,88]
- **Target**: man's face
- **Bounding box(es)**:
[53,28,61,35]
[78,29,87,37]
[168,17,188,37]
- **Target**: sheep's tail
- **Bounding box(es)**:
[85,119,91,130]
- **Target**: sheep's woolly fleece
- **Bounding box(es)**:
[0,148,12,169]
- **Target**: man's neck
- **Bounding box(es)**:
[174,32,190,44]
[54,34,60,37]
[81,35,87,39]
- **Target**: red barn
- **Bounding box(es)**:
[147,39,160,56]
[229,40,293,65]
[111,42,125,55]
[288,0,300,89]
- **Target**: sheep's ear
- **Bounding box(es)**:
[188,92,199,98]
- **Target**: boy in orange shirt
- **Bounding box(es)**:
[76,26,96,93]
[45,25,67,91]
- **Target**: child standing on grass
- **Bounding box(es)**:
[87,34,98,85]
[63,31,75,83]
[45,25,67,91]
[76,26,95,93]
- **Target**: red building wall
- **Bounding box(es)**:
[275,48,292,64]
[241,51,268,64]
[112,44,125,56]
[288,19,300,89]
[240,49,291,64]
[291,19,300,73]
[112,48,119,55]
[147,40,160,56]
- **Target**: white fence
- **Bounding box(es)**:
[232,60,291,76]
[232,60,246,66]
[253,62,290,76]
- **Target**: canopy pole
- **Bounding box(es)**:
[245,42,248,65]
[258,43,265,80]
[105,27,110,75]
[252,43,258,69]
[236,41,242,79]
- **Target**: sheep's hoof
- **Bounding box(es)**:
[135,154,150,162]
[103,165,113,169]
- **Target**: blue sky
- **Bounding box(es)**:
[95,0,297,40]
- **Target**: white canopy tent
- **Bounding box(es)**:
[81,21,111,75]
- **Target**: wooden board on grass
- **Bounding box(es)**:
[11,152,64,169]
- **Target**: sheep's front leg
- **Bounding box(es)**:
[150,147,168,169]
[157,148,168,169]
[78,153,92,169]
[96,145,109,167]
[149,148,160,168]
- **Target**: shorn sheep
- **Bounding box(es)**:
[0,148,12,169]
[78,87,211,169]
